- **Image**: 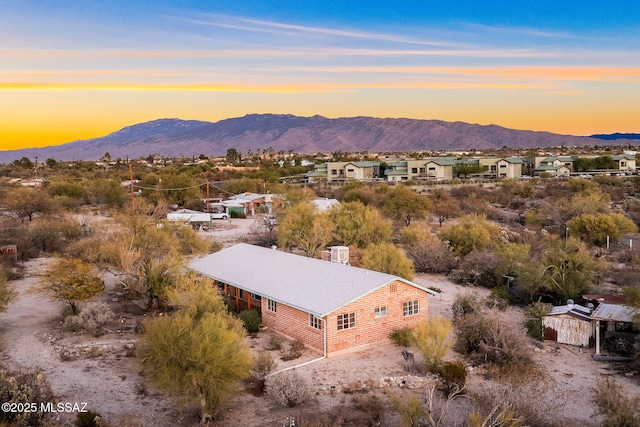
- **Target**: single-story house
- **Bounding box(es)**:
[188,243,438,356]
[543,301,593,347]
[228,193,284,215]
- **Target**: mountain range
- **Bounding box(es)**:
[0,114,636,163]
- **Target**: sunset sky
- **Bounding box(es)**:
[1,0,639,150]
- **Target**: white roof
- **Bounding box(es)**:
[188,243,436,317]
[312,198,340,212]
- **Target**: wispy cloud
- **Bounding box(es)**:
[187,14,468,48]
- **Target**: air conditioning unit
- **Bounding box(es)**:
[330,246,349,264]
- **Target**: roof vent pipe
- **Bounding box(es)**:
[567,299,574,307]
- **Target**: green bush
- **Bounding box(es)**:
[438,361,467,395]
[389,326,415,347]
[523,302,552,340]
[238,310,261,333]
[230,211,247,219]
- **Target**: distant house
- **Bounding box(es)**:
[188,243,438,356]
[324,161,381,182]
[424,158,455,180]
[228,193,284,215]
[495,157,524,178]
[611,154,637,172]
[530,156,574,177]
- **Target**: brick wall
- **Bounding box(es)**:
[324,280,429,354]
[261,298,324,352]
[261,280,430,356]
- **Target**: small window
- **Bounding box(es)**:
[411,168,418,173]
[331,169,338,175]
[403,300,419,316]
[390,283,397,293]
[250,293,262,301]
[428,167,436,171]
[499,164,507,168]
[267,299,277,312]
[237,289,243,298]
[309,315,322,330]
[337,313,356,330]
[374,306,387,318]
[347,168,355,172]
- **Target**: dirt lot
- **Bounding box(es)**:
[1,255,640,426]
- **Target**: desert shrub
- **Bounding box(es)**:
[454,311,532,370]
[389,326,415,347]
[388,391,427,427]
[0,366,56,427]
[449,250,500,288]
[266,332,285,351]
[64,301,114,337]
[75,410,102,427]
[251,351,276,387]
[523,302,553,340]
[238,310,261,333]
[230,211,246,219]
[265,370,311,407]
[592,377,640,427]
[352,395,384,424]
[413,317,452,372]
[468,404,522,427]
[405,237,457,274]
[438,361,467,396]
[451,293,483,320]
[281,340,305,361]
[484,291,509,310]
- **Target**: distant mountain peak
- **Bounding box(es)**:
[0,113,629,163]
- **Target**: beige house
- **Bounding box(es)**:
[495,157,524,178]
[612,154,636,172]
[324,161,381,182]
[424,158,455,180]
[188,243,437,356]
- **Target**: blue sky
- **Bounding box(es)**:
[1,0,639,149]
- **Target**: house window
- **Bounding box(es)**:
[347,168,355,172]
[390,283,398,293]
[499,164,507,168]
[309,315,322,330]
[331,169,338,175]
[374,306,387,318]
[337,313,356,330]
[250,293,262,301]
[411,168,418,173]
[237,289,243,299]
[403,300,419,316]
[267,299,277,312]
[621,161,627,167]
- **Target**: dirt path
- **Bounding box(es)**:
[0,259,184,427]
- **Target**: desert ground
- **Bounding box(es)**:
[1,217,639,426]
